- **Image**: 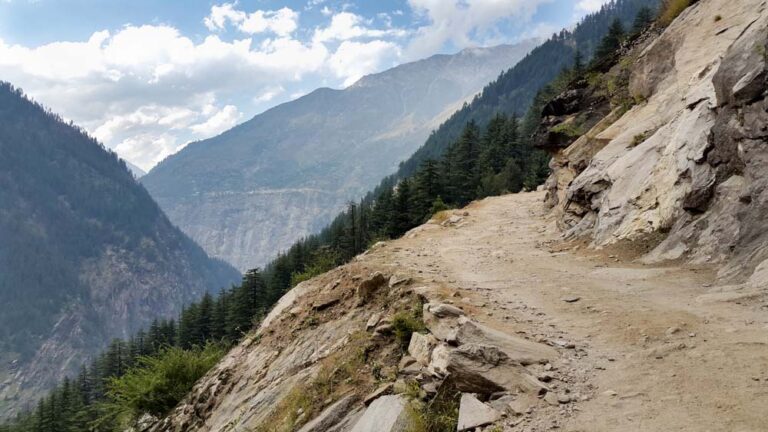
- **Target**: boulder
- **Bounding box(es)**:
[457,393,501,431]
[297,395,356,432]
[350,395,412,432]
[429,343,546,395]
[427,303,465,318]
[408,332,438,366]
[356,272,388,305]
[453,318,555,365]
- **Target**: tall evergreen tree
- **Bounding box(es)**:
[594,18,626,60]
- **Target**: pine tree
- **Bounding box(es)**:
[390,178,414,236]
[594,18,625,60]
[632,7,654,34]
[573,49,585,75]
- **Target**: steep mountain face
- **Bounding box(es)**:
[540,0,768,285]
[141,42,538,271]
[0,84,240,416]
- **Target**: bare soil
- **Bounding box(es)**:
[375,191,768,431]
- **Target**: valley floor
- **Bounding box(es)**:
[372,191,768,431]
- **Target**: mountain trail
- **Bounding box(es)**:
[372,191,768,431]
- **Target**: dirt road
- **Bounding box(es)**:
[382,191,768,431]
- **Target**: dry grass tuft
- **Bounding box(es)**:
[658,0,693,27]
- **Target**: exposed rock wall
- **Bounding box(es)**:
[541,0,768,283]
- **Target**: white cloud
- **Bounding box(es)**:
[313,12,406,43]
[204,3,299,36]
[404,0,549,60]
[190,105,241,136]
[0,1,555,170]
[575,0,611,14]
[253,86,285,103]
[328,40,400,86]
[0,23,328,170]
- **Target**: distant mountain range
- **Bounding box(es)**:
[141,42,538,270]
[0,83,240,416]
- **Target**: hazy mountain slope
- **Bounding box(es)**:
[124,160,147,178]
[141,42,537,271]
[393,0,659,179]
[0,83,240,416]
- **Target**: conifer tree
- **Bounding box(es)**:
[595,18,625,60]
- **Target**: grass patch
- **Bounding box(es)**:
[630,131,650,147]
[406,380,460,432]
[550,121,585,139]
[658,0,693,27]
[391,307,427,350]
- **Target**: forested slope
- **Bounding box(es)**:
[0,83,240,417]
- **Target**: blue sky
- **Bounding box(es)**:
[0,0,607,170]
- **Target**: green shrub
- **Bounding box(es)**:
[101,344,225,422]
[290,249,341,286]
[550,121,585,138]
[391,310,426,350]
[406,380,460,432]
[658,0,693,26]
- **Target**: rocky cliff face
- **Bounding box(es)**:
[141,43,537,271]
[540,0,768,287]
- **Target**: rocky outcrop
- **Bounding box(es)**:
[147,226,568,432]
[541,0,768,284]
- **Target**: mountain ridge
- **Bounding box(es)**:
[142,41,539,270]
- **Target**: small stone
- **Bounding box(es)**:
[688,332,696,338]
[543,392,559,406]
[603,390,618,397]
[366,313,382,331]
[538,373,554,383]
[665,327,681,336]
[456,393,500,431]
[557,394,571,404]
[374,323,394,335]
[398,356,417,369]
[561,296,581,303]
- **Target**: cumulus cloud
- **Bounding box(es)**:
[0,23,329,170]
[328,40,401,86]
[190,105,241,136]
[0,1,555,170]
[204,3,299,36]
[313,12,406,43]
[404,0,549,60]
